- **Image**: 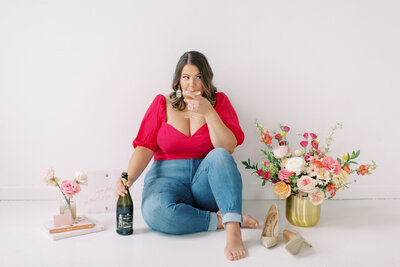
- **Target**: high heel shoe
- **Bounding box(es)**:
[260,203,279,248]
[283,229,312,255]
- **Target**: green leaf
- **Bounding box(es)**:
[351,151,356,159]
[262,180,266,186]
[355,150,360,158]
[348,161,358,165]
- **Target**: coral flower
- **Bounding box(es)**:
[312,160,323,168]
[273,181,291,199]
[343,165,351,174]
[357,165,371,175]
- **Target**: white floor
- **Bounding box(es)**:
[1,199,399,267]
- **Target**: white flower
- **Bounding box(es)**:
[272,145,290,159]
[40,168,55,185]
[296,176,316,193]
[285,157,305,175]
[73,171,88,185]
[294,149,304,157]
[306,164,318,177]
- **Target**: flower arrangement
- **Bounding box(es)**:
[242,122,377,205]
[40,168,88,213]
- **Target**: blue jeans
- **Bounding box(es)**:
[141,148,243,235]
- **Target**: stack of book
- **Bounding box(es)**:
[43,216,105,240]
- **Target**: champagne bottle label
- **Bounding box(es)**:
[117,206,133,234]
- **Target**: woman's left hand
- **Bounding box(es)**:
[183,91,214,117]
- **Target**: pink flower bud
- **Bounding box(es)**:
[275,134,282,140]
[263,171,271,180]
[311,140,319,149]
[300,141,308,148]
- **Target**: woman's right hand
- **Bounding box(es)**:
[115,177,133,197]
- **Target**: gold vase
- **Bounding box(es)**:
[285,195,321,227]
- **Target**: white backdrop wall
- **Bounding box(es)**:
[0,0,399,201]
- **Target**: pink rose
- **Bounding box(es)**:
[309,188,325,205]
[278,168,296,183]
[263,171,271,180]
[311,140,319,149]
[60,180,81,197]
[322,156,341,175]
[283,126,290,132]
[41,168,55,185]
[300,141,308,148]
[273,145,290,159]
[297,176,316,193]
[310,133,318,139]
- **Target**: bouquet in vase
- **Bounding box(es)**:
[40,168,88,219]
[242,122,376,205]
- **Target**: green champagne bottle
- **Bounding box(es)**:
[116,172,133,235]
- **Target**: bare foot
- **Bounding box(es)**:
[216,211,259,229]
[224,222,246,261]
[242,215,259,228]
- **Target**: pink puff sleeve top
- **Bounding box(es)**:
[132,92,244,161]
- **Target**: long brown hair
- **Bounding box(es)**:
[169,51,218,111]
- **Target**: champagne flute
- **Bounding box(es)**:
[183,90,200,119]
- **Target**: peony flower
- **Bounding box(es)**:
[297,176,316,193]
[73,171,88,185]
[278,168,296,183]
[310,133,318,139]
[308,188,325,205]
[285,157,306,175]
[273,145,290,159]
[263,171,271,180]
[322,156,341,175]
[294,149,304,157]
[300,141,308,148]
[40,168,57,186]
[60,180,81,197]
[273,181,292,199]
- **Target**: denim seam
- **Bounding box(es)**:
[206,163,224,214]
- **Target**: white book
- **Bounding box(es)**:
[43,218,105,240]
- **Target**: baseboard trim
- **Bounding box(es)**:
[1,184,399,201]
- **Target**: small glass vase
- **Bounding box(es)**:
[285,195,321,227]
[59,197,77,222]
